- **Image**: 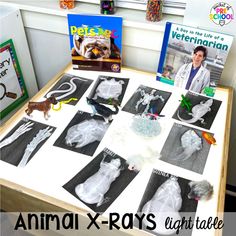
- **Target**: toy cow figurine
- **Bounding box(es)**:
[25,96,58,120]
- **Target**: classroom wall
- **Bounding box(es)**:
[25,28,161,89]
[0,5,38,123]
[25,29,71,89]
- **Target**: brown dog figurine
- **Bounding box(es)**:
[25,96,58,120]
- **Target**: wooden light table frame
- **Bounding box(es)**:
[0,64,233,236]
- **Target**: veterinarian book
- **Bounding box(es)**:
[157,22,233,97]
[67,14,122,73]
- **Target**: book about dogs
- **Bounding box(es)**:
[157,22,233,97]
[68,14,122,73]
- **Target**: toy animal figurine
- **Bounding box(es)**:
[188,180,213,201]
[25,96,58,120]
[202,131,216,145]
[75,155,122,207]
[87,97,119,123]
[179,94,192,112]
[135,88,164,113]
[65,119,109,148]
[142,176,182,235]
[93,77,124,100]
[177,99,213,124]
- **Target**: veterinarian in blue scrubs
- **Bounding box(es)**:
[174,46,210,93]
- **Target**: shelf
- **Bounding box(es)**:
[0,0,183,32]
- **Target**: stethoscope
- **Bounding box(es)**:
[0,83,17,100]
[179,64,204,82]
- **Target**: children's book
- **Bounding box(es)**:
[157,22,233,97]
[0,39,28,119]
[67,14,122,73]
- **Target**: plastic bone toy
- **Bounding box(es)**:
[135,88,164,113]
[177,98,213,124]
[172,129,202,161]
[65,119,109,148]
[75,154,122,207]
[142,176,182,235]
[93,77,124,100]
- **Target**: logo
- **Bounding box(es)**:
[111,64,120,72]
[209,2,234,26]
